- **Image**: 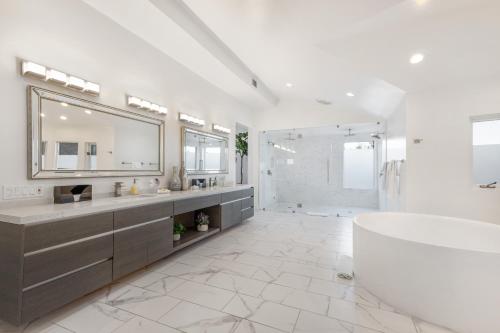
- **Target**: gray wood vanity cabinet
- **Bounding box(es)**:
[0,186,254,326]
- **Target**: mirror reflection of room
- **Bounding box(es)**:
[40,98,160,171]
[183,128,228,173]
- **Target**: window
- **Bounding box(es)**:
[56,142,79,170]
[472,118,500,184]
[343,142,374,189]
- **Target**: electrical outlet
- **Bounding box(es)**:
[3,185,44,200]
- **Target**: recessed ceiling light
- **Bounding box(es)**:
[84,110,92,115]
[409,53,425,64]
[40,113,46,118]
[346,92,355,97]
[60,115,67,120]
[285,82,293,88]
[60,102,68,107]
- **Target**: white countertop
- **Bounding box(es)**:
[0,185,253,225]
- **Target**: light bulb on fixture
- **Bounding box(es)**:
[68,76,86,90]
[22,61,46,77]
[410,53,425,64]
[46,69,68,84]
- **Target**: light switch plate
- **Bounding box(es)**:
[3,185,43,200]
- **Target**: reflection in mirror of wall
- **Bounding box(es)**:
[472,117,500,185]
[182,127,228,175]
[29,86,164,178]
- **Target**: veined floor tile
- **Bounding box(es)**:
[260,283,295,303]
[122,270,169,289]
[168,280,235,310]
[294,311,381,333]
[252,266,282,282]
[0,320,72,333]
[143,276,187,294]
[210,259,260,277]
[98,284,180,321]
[234,319,285,333]
[274,272,310,290]
[234,252,283,268]
[413,319,457,333]
[206,271,267,297]
[158,262,217,283]
[328,298,417,333]
[280,262,334,280]
[281,289,330,315]
[54,302,135,333]
[158,301,240,333]
[113,317,181,333]
[223,294,299,333]
[308,278,349,298]
[176,253,215,267]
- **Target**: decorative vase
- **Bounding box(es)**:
[173,233,181,241]
[181,165,189,191]
[197,224,208,232]
[169,166,182,191]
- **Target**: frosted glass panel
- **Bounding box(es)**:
[473,119,500,184]
[343,142,374,189]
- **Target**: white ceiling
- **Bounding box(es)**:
[83,0,500,117]
[182,0,500,116]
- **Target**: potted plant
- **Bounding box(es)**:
[173,222,186,241]
[235,131,248,184]
[195,212,210,232]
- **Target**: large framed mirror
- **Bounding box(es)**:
[182,127,229,175]
[28,86,164,179]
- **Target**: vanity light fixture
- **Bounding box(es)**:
[179,112,205,126]
[22,61,46,77]
[127,95,168,115]
[21,60,100,96]
[212,124,231,134]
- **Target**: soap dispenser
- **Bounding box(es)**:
[130,178,139,195]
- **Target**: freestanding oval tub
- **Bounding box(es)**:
[353,212,500,333]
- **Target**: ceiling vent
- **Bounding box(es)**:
[316,99,332,105]
[252,79,258,88]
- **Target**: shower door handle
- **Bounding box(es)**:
[326,158,330,184]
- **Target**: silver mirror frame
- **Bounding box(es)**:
[28,86,165,179]
[181,126,229,175]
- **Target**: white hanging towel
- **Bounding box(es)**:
[385,160,401,199]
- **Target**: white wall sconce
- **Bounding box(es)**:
[178,112,205,126]
[127,96,168,115]
[212,124,231,134]
[21,60,100,95]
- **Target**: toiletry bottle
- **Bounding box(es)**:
[130,178,139,195]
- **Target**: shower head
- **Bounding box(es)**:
[344,128,355,137]
[370,132,385,140]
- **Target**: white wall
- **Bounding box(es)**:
[406,78,500,224]
[0,0,256,203]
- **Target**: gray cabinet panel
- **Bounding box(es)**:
[232,200,242,226]
[174,194,220,215]
[220,188,253,203]
[147,218,173,264]
[24,213,113,253]
[113,218,173,279]
[114,202,173,229]
[241,197,254,210]
[221,200,243,231]
[22,260,112,323]
[242,207,254,220]
[23,235,113,288]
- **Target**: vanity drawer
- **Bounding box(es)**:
[21,260,112,323]
[221,188,253,203]
[24,213,113,253]
[241,197,254,210]
[242,207,254,220]
[174,194,220,215]
[114,202,173,229]
[23,235,113,288]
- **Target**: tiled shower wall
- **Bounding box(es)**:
[260,132,379,209]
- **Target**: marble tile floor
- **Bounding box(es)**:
[0,211,457,333]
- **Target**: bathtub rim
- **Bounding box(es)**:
[353,212,500,255]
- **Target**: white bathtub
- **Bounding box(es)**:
[353,212,500,333]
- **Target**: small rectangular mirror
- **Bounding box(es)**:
[472,115,500,185]
[29,86,164,178]
[182,127,229,175]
